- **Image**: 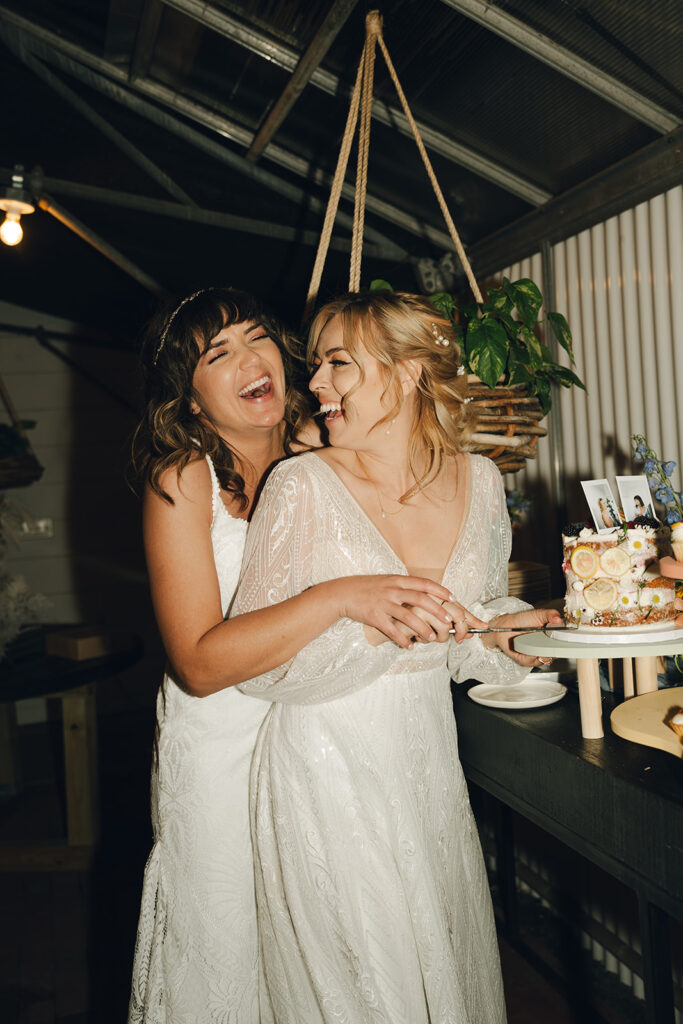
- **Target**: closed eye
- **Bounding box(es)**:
[208,348,228,364]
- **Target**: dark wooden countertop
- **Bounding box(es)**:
[452,681,683,919]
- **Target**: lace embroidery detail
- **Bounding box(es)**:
[128,458,261,1024]
[231,452,528,1021]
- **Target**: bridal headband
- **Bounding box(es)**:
[153,289,212,365]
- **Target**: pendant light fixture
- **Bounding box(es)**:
[0,166,35,246]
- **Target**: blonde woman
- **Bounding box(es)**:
[127,288,460,1024]
[232,290,561,1024]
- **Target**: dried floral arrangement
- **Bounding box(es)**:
[632,434,683,525]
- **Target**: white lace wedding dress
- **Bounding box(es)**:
[232,452,531,1024]
[128,456,268,1024]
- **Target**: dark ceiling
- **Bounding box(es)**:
[0,0,681,344]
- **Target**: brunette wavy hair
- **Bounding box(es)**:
[132,287,310,508]
[307,290,474,502]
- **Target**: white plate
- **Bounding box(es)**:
[468,679,567,710]
[549,623,683,645]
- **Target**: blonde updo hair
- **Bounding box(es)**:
[308,290,474,501]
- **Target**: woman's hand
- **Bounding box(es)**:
[333,574,456,649]
[480,608,564,668]
[400,600,489,645]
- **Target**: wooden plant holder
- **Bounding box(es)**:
[466,378,547,473]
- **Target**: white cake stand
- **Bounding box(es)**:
[514,629,683,740]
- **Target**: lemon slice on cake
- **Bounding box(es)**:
[599,547,631,578]
[584,578,618,611]
[570,545,598,579]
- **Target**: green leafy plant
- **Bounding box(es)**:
[370,277,585,414]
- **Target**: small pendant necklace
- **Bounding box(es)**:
[356,453,408,519]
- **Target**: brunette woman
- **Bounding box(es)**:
[127,287,469,1024]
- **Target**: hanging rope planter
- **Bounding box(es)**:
[304,10,549,474]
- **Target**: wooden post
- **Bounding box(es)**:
[576,658,603,738]
[623,657,635,698]
[60,685,99,846]
[0,703,21,797]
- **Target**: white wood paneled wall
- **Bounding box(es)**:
[499,185,683,574]
[0,301,161,720]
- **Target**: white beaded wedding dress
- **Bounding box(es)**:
[129,456,267,1024]
[232,451,530,1024]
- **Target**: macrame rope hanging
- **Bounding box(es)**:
[304,9,484,321]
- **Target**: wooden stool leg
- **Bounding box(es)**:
[635,657,659,695]
[623,658,634,698]
[607,660,615,691]
[61,686,99,846]
[0,702,22,797]
[576,658,604,738]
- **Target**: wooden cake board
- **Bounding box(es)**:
[611,685,683,759]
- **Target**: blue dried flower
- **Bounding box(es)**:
[644,458,657,474]
[663,461,676,477]
[633,450,643,462]
[636,442,648,454]
[655,486,675,503]
[666,509,680,524]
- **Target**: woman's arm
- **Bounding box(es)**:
[448,459,559,683]
[145,459,452,697]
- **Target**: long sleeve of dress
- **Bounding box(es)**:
[232,458,401,705]
[448,457,533,686]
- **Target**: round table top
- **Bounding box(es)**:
[0,629,144,701]
[514,629,683,659]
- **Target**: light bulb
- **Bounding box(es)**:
[0,212,23,246]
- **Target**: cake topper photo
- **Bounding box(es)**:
[615,475,655,521]
[581,479,621,533]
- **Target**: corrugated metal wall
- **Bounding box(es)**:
[499,184,683,578]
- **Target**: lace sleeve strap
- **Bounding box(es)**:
[205,454,221,525]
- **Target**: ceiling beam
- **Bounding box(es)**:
[470,125,683,276]
[247,0,359,162]
[439,0,680,134]
[0,169,400,258]
[0,9,431,251]
[129,0,163,81]
[161,0,551,205]
[38,194,167,295]
[3,30,196,206]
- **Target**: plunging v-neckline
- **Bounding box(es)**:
[310,452,472,586]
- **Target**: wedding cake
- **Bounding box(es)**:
[562,517,677,629]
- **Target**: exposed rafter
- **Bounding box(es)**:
[129,0,163,82]
[6,36,196,207]
[247,0,359,162]
[439,0,680,134]
[0,169,401,259]
[38,194,167,295]
[470,126,683,275]
[161,0,552,205]
[0,7,444,251]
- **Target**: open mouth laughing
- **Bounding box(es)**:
[316,402,343,422]
[238,374,273,400]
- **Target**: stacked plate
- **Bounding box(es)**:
[508,561,551,605]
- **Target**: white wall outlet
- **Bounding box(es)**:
[21,517,54,538]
